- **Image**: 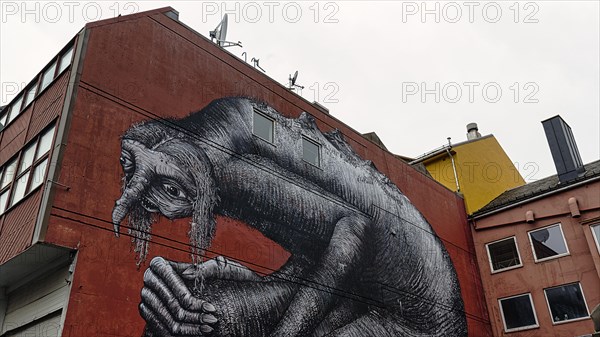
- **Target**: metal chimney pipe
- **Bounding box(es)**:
[466,123,481,140]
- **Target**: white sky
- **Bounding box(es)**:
[1,1,598,182]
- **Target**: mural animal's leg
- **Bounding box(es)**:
[140,256,307,336]
[170,255,262,282]
[139,257,220,336]
[268,215,370,337]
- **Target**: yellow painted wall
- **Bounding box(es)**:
[424,136,525,214]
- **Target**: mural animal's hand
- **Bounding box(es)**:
[140,257,218,336]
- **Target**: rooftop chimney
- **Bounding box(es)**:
[466,123,481,140]
[542,115,585,184]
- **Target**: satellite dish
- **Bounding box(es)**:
[209,14,242,48]
[288,70,304,91]
[218,14,228,43]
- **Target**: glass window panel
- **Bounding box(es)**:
[545,283,589,323]
[40,61,57,92]
[23,84,37,108]
[36,126,56,160]
[0,110,8,129]
[592,225,600,253]
[19,144,36,174]
[7,95,23,124]
[529,224,568,260]
[58,45,74,73]
[0,190,9,214]
[499,294,537,331]
[487,237,521,271]
[9,171,30,206]
[253,111,273,143]
[302,138,320,167]
[29,159,48,192]
[1,159,18,189]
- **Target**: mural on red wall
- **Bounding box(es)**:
[111,97,467,337]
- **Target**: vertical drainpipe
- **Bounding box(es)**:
[446,137,461,193]
[0,287,6,330]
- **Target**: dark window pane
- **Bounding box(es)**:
[545,284,588,323]
[302,138,320,167]
[500,294,537,330]
[529,225,568,260]
[488,238,520,271]
[253,112,273,143]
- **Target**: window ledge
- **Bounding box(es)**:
[504,324,539,333]
[551,316,590,325]
[491,263,523,275]
[533,252,570,263]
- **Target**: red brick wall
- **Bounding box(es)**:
[45,9,491,336]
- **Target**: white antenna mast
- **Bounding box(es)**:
[251,58,266,73]
[209,14,242,48]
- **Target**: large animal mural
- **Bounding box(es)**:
[111,97,467,336]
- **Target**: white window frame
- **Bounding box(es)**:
[498,293,539,333]
[301,136,321,168]
[0,41,74,132]
[0,124,56,214]
[485,236,523,274]
[528,223,570,263]
[252,109,275,144]
[543,282,590,325]
[591,224,600,255]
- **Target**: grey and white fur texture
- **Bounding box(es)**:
[111,97,467,337]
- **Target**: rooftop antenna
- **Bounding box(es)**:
[209,14,242,48]
[241,51,247,62]
[288,71,304,92]
[250,58,266,73]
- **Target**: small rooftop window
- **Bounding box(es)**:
[302,137,321,167]
[253,110,274,143]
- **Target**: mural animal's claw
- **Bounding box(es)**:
[113,223,120,237]
[202,302,216,313]
[200,324,214,334]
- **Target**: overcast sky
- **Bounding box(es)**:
[1,1,598,182]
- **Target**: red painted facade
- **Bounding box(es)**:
[0,7,492,336]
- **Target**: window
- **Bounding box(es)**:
[528,223,569,262]
[253,110,274,143]
[0,41,74,131]
[544,283,589,324]
[22,84,38,108]
[302,137,321,167]
[40,61,58,92]
[592,224,600,254]
[0,107,8,129]
[4,95,23,125]
[0,125,55,213]
[486,237,522,273]
[498,293,539,332]
[58,45,74,74]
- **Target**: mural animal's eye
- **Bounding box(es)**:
[162,182,187,199]
[120,151,135,173]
